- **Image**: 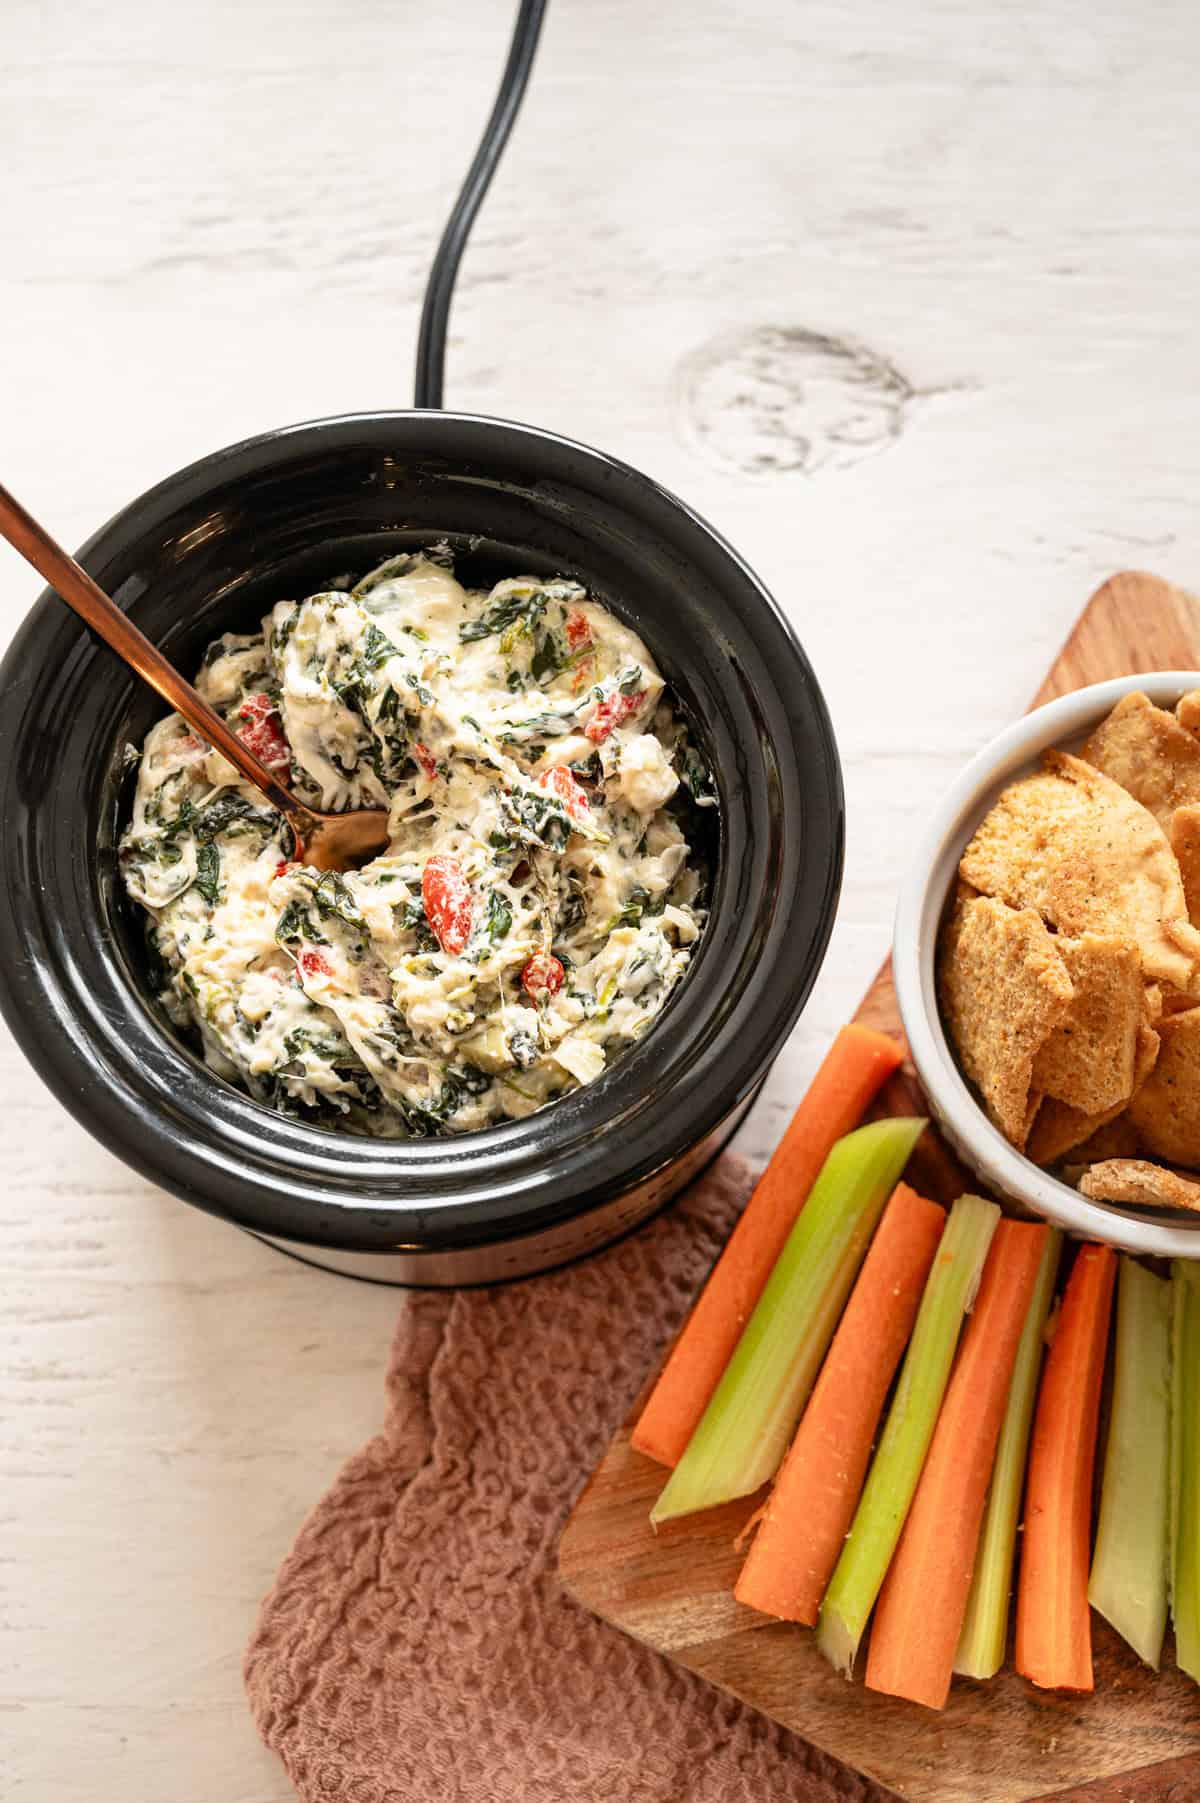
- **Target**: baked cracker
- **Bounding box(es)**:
[939,892,1073,1149]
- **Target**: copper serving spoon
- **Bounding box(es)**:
[0,483,390,870]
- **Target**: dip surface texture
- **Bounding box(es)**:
[119,552,713,1135]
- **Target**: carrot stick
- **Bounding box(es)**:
[632,1025,904,1468]
[818,1194,1000,1676]
[1015,1242,1116,1693]
[734,1182,945,1624]
[955,1230,1062,1680]
[650,1119,925,1523]
[864,1219,1049,1709]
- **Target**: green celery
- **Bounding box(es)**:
[954,1228,1062,1680]
[817,1192,1000,1676]
[1172,1260,1200,1683]
[1087,1257,1170,1669]
[650,1116,926,1526]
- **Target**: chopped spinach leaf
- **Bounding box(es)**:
[271,607,300,655]
[160,797,197,843]
[282,1025,354,1065]
[361,622,400,668]
[497,706,578,746]
[312,871,365,930]
[194,794,277,843]
[276,899,327,946]
[611,884,653,931]
[530,632,593,686]
[194,840,221,907]
[501,786,571,852]
[480,887,512,944]
[400,896,440,954]
[143,924,169,993]
[460,585,550,644]
[679,744,718,807]
[399,1061,494,1135]
[530,633,561,683]
[568,750,603,784]
[558,873,587,932]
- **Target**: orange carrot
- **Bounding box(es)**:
[1015,1242,1116,1693]
[734,1181,945,1623]
[864,1219,1049,1709]
[632,1025,904,1468]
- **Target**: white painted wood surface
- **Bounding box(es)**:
[4,0,1200,1794]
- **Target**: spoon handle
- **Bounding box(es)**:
[0,481,315,839]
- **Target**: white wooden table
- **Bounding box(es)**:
[5,1,1200,1794]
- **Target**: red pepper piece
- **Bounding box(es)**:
[237,692,291,774]
[422,855,473,956]
[536,764,590,821]
[414,742,438,781]
[565,610,592,650]
[298,946,333,981]
[521,953,565,1001]
[585,688,645,744]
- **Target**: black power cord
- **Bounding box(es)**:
[414,0,548,410]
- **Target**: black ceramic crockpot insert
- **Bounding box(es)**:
[0,413,843,1255]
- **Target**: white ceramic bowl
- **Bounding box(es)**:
[893,671,1200,1258]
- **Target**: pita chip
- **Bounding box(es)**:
[1126,1005,1200,1168]
[1078,1158,1200,1214]
[1030,931,1143,1115]
[1172,803,1200,928]
[1081,689,1200,827]
[939,891,1073,1149]
[959,750,1200,991]
[1028,1022,1159,1166]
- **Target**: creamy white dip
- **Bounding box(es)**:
[119,549,714,1136]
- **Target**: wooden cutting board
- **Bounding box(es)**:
[558,574,1200,1803]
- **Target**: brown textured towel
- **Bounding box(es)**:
[244,1154,886,1802]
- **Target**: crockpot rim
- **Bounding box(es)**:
[0,409,844,1254]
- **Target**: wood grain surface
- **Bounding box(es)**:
[8,3,1200,1797]
[559,575,1200,1802]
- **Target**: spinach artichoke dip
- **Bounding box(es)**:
[119,549,715,1137]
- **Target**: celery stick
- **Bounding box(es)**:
[1172,1260,1200,1683]
[1087,1258,1170,1668]
[954,1229,1062,1680]
[817,1192,1000,1676]
[650,1116,926,1526]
